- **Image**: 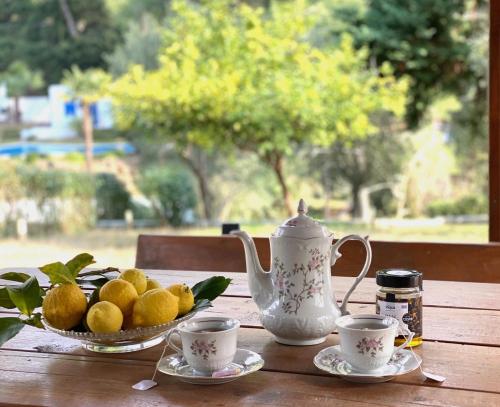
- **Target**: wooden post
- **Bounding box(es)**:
[490,0,500,241]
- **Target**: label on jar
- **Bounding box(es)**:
[377,300,409,327]
[376,296,422,337]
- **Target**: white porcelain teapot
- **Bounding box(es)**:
[231,199,372,345]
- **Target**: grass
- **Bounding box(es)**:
[0,222,487,270]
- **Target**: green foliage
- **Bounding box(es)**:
[0,272,31,283]
[0,60,44,97]
[191,276,232,301]
[6,276,43,316]
[0,288,16,309]
[62,66,111,104]
[110,0,407,214]
[426,195,487,217]
[313,118,409,217]
[96,173,131,220]
[0,0,118,84]
[40,253,95,285]
[358,0,473,127]
[106,0,170,31]
[105,13,162,76]
[65,253,96,278]
[112,0,406,152]
[0,163,140,234]
[0,318,25,347]
[139,166,197,227]
[16,166,96,233]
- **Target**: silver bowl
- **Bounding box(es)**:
[42,311,197,353]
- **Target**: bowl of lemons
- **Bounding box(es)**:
[0,253,230,354]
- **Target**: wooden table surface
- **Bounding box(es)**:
[1,268,500,406]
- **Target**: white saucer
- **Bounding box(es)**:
[157,348,264,385]
[314,345,422,383]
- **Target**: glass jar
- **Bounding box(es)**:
[375,269,423,347]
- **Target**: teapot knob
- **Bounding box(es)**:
[297,199,307,215]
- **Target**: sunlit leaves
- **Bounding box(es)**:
[110,0,407,160]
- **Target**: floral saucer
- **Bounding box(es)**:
[157,348,264,385]
[314,345,421,383]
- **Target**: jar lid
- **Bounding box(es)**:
[376,269,422,288]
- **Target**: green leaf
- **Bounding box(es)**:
[65,253,95,278]
[23,313,44,329]
[191,276,232,301]
[39,261,74,285]
[191,298,212,313]
[87,288,101,309]
[76,275,110,288]
[6,276,43,316]
[0,288,16,309]
[0,317,25,346]
[0,272,31,283]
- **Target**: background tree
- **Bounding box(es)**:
[62,66,111,172]
[313,116,408,218]
[358,0,472,128]
[0,61,44,123]
[105,13,162,77]
[0,0,118,85]
[111,0,407,216]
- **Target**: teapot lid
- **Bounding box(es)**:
[273,199,331,239]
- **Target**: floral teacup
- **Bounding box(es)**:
[166,317,240,373]
[335,314,413,372]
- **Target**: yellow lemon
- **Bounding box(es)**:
[86,301,123,333]
[167,283,195,316]
[132,289,179,327]
[99,279,138,316]
[120,268,147,295]
[145,278,162,291]
[42,283,87,330]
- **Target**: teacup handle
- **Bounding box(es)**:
[331,235,372,315]
[166,328,183,355]
[392,324,415,357]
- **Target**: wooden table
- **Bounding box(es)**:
[1,268,500,406]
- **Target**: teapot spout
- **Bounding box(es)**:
[230,230,273,310]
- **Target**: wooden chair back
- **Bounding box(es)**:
[135,234,500,283]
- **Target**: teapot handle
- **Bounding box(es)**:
[331,235,372,316]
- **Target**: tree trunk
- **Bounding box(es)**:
[180,151,214,221]
[351,183,362,219]
[13,96,20,123]
[58,0,79,39]
[270,155,294,217]
[82,102,93,172]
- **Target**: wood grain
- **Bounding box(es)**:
[5,268,500,310]
[1,350,499,407]
[3,323,500,394]
[135,235,500,282]
[197,297,500,347]
[2,289,500,346]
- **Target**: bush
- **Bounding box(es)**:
[140,166,197,227]
[15,166,96,233]
[96,173,131,220]
[426,195,487,217]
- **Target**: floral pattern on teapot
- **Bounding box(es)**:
[274,247,329,315]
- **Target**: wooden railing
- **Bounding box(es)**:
[135,235,500,283]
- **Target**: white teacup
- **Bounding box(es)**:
[166,317,240,373]
[335,314,413,372]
